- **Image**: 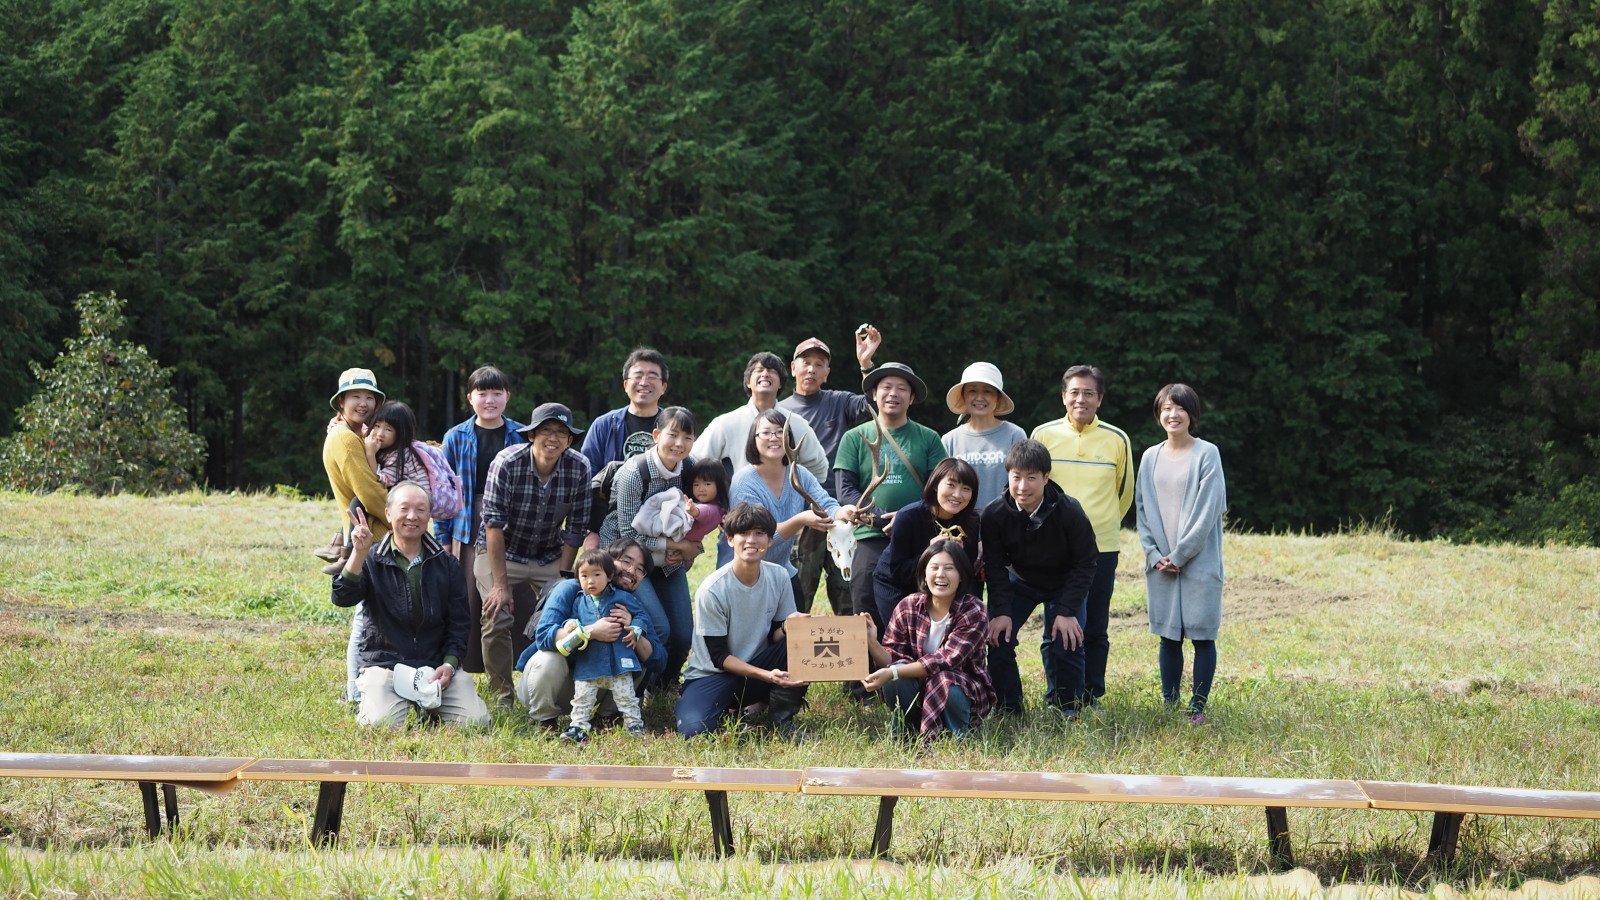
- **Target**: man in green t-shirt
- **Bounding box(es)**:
[833,362,947,629]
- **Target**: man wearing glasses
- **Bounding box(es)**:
[1030,365,1135,712]
[581,348,672,473]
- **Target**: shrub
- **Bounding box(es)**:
[0,291,205,494]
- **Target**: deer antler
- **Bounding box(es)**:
[782,416,828,516]
[854,420,889,515]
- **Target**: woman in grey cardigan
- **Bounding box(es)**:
[1134,384,1226,723]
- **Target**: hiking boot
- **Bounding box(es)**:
[561,725,589,743]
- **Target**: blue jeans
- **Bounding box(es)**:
[649,568,693,688]
[989,576,1085,713]
[676,640,804,737]
[1062,551,1117,705]
[881,679,974,737]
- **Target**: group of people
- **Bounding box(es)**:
[318,329,1228,739]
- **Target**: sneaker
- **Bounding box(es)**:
[626,723,646,735]
[561,725,589,743]
[1189,711,1207,726]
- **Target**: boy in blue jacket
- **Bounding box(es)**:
[551,550,649,740]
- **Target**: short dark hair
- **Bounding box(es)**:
[1061,364,1105,394]
[622,348,669,383]
[464,365,512,392]
[655,405,696,436]
[744,409,788,466]
[915,540,977,598]
[742,352,787,396]
[722,501,777,538]
[1153,383,1202,431]
[578,548,616,579]
[466,366,511,394]
[1004,439,1052,476]
[920,457,980,510]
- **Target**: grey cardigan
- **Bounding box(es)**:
[1135,438,1226,641]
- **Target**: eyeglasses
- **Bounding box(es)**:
[1065,389,1100,399]
[627,371,664,383]
[755,431,785,440]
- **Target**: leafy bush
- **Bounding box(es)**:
[0,292,205,494]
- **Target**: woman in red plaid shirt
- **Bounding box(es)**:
[862,540,994,737]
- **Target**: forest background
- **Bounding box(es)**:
[3,0,1598,543]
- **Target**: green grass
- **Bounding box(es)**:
[2,491,1599,897]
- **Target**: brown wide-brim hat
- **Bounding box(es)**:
[945,361,1015,416]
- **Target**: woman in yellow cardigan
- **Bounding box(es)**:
[323,368,392,703]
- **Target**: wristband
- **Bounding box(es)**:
[629,624,643,641]
[889,665,901,681]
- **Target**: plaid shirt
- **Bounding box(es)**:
[435,416,526,545]
[477,444,592,565]
[883,591,994,737]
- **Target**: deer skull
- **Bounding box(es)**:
[828,520,859,580]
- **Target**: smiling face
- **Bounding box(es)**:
[467,387,508,425]
[873,375,913,420]
[924,551,959,601]
[934,474,974,518]
[624,361,666,412]
[611,545,647,592]
[577,562,610,598]
[1158,400,1192,440]
[385,482,433,538]
[528,422,573,469]
[754,421,787,464]
[962,383,1000,418]
[745,364,782,399]
[729,527,772,562]
[1007,467,1049,512]
[790,350,830,396]
[338,389,379,426]
[1063,376,1103,429]
[653,422,694,469]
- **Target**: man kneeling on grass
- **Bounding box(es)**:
[333,481,492,728]
[676,503,810,738]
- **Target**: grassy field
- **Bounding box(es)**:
[1,490,1598,898]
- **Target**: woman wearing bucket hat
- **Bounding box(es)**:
[941,362,1027,511]
[322,367,392,703]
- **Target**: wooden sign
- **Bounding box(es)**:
[785,615,870,682]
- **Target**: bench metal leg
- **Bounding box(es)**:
[1427,811,1464,864]
[1264,806,1293,868]
[871,796,899,857]
[139,782,162,838]
[311,782,347,845]
[162,783,179,832]
[704,790,733,856]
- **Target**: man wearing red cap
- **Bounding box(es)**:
[778,328,881,613]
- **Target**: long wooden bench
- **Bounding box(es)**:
[237,759,803,853]
[800,767,1370,865]
[1359,780,1600,864]
[0,752,251,837]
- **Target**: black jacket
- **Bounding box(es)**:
[979,482,1100,623]
[331,533,471,670]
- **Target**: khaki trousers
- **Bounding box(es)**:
[473,554,562,704]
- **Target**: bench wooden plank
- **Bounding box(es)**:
[240,760,801,792]
[241,760,802,852]
[0,753,250,785]
[804,768,1367,863]
[1359,781,1600,819]
[802,768,1369,807]
[0,753,251,838]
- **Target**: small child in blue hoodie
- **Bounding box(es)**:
[559,551,648,741]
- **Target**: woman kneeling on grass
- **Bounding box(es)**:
[861,541,993,738]
[1134,383,1226,724]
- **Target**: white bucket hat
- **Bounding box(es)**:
[945,361,1015,416]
